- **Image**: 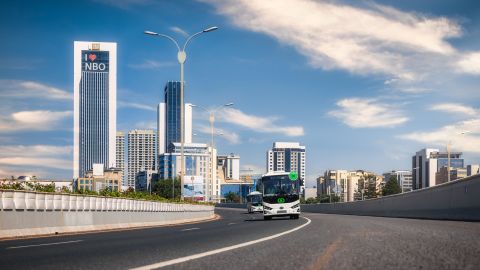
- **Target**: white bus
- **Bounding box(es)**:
[258,172,301,220]
[246,191,263,213]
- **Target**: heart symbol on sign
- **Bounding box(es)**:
[88,54,97,61]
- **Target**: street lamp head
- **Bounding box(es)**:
[190,104,197,107]
[144,30,159,36]
[203,26,219,33]
[224,102,234,107]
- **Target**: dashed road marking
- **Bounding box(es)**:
[131,217,311,270]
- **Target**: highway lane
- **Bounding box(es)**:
[0,208,304,270]
[1,208,480,269]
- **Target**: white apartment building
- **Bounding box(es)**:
[127,129,156,188]
[116,131,125,185]
[266,142,306,183]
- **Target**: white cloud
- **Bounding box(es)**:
[430,103,478,116]
[328,98,408,128]
[219,108,304,137]
[456,52,480,75]
[399,119,480,153]
[0,145,73,177]
[0,157,71,170]
[0,145,72,157]
[0,80,72,100]
[170,26,189,37]
[0,110,72,132]
[128,60,176,69]
[118,101,156,111]
[202,0,461,80]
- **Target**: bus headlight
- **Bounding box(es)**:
[292,203,299,209]
[263,205,272,210]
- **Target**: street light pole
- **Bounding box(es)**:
[145,27,218,200]
[191,103,233,201]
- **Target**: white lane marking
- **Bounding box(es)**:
[131,217,311,270]
[180,228,200,232]
[227,223,236,226]
[6,240,83,250]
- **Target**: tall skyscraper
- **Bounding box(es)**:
[157,81,192,155]
[127,129,156,188]
[73,41,116,179]
[116,131,125,186]
[267,142,306,181]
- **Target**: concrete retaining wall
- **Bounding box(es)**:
[215,203,247,209]
[302,174,480,221]
[0,190,214,238]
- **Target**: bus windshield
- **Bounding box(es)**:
[247,194,262,206]
[262,175,299,196]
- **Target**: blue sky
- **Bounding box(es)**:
[0,0,479,186]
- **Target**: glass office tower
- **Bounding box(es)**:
[73,41,117,179]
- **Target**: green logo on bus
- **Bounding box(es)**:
[289,171,298,181]
[277,197,286,203]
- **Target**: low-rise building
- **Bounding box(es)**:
[77,164,122,192]
[135,169,156,193]
[383,170,412,192]
[467,164,480,176]
[436,167,468,185]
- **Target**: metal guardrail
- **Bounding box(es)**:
[0,189,213,212]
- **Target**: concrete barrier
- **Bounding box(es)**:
[0,190,214,238]
[302,174,480,221]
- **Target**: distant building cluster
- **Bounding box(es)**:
[71,41,250,202]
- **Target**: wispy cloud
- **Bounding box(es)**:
[0,110,72,132]
[399,119,480,153]
[170,26,189,37]
[128,60,176,69]
[241,164,265,174]
[0,80,72,100]
[219,108,304,137]
[0,157,71,170]
[202,0,464,81]
[429,103,478,116]
[328,98,408,128]
[0,145,72,177]
[195,124,241,144]
[118,101,156,111]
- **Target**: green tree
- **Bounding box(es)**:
[359,174,380,199]
[305,197,318,204]
[224,191,240,203]
[152,178,181,200]
[382,176,402,196]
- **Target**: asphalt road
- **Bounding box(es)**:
[1,208,479,270]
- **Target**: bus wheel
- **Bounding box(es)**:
[264,216,272,220]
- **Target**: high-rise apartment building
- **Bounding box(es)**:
[217,154,240,180]
[127,130,156,188]
[157,81,192,155]
[412,148,463,190]
[266,142,306,182]
[319,170,382,202]
[383,170,412,192]
[116,132,125,185]
[73,41,116,179]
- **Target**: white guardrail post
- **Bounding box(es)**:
[1,189,213,214]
